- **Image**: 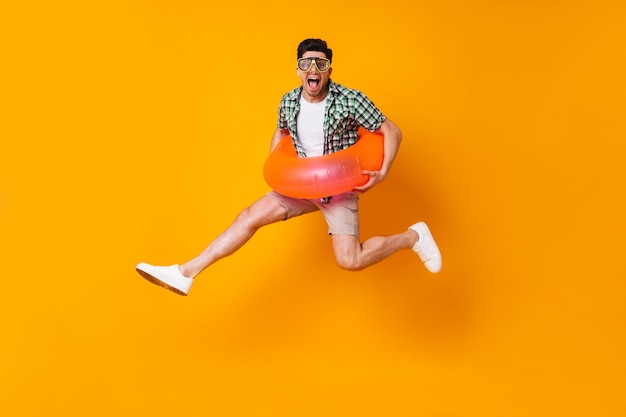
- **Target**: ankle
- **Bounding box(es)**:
[178,265,194,279]
[408,229,419,248]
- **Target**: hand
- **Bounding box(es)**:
[353,169,386,194]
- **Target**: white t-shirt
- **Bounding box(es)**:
[296,95,327,157]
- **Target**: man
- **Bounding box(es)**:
[136,38,442,296]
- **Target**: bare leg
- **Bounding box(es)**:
[331,229,419,271]
[179,195,288,278]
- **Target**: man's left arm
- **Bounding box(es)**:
[354,118,402,193]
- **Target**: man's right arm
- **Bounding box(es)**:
[270,128,290,152]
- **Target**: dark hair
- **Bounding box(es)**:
[297,38,333,64]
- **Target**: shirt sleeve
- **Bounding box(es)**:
[277,100,288,130]
[354,91,386,132]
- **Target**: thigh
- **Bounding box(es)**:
[331,233,361,261]
[243,193,292,227]
[266,191,319,220]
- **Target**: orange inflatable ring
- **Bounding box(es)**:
[263,127,384,199]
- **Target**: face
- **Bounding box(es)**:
[297,51,332,103]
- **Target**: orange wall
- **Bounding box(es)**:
[1,1,625,416]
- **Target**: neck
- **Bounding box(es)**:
[302,88,329,103]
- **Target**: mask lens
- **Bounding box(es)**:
[316,58,329,71]
[298,58,312,71]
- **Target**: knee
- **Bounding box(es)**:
[236,206,262,230]
[335,253,363,272]
[235,206,251,221]
[234,207,259,230]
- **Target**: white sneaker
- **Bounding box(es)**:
[135,263,193,295]
[409,222,442,273]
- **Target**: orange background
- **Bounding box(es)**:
[1,1,625,416]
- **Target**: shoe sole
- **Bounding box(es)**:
[136,268,188,296]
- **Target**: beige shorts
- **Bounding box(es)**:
[267,191,360,238]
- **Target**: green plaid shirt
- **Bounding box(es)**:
[278,80,385,158]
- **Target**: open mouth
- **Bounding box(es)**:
[307,76,320,90]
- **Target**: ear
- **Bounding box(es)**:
[328,67,333,77]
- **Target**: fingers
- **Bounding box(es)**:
[355,170,386,193]
[354,173,375,193]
